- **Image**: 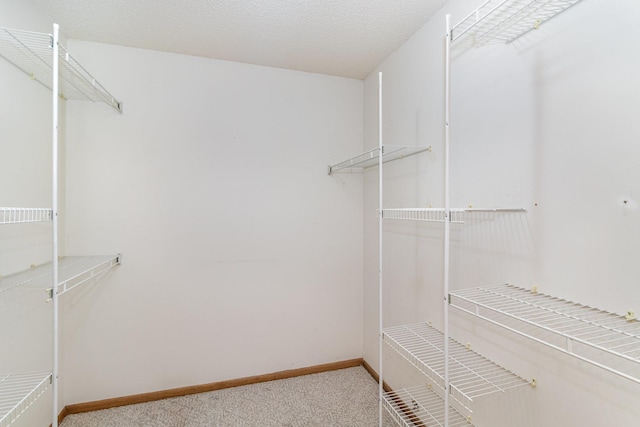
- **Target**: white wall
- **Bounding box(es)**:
[60,42,364,405]
[363,0,640,426]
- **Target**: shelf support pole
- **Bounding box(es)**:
[444,14,452,427]
[378,71,384,427]
[52,22,60,427]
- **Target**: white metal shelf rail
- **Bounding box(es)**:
[0,371,52,427]
[383,323,530,413]
[383,385,473,427]
[450,284,640,384]
[0,27,122,112]
[0,208,52,224]
[0,255,121,296]
[451,0,585,45]
[328,145,431,175]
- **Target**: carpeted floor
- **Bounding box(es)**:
[60,366,395,426]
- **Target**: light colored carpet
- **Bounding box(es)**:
[60,366,396,426]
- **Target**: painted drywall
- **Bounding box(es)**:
[363,0,640,426]
[60,41,364,405]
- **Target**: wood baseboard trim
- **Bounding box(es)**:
[361,358,391,392]
[62,358,364,419]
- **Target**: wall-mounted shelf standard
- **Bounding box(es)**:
[1,23,122,427]
[383,385,473,427]
[451,0,585,45]
[450,284,640,384]
[0,371,52,427]
[384,323,530,412]
[382,208,525,223]
[0,208,52,224]
[0,27,122,112]
[0,255,120,296]
[328,145,431,175]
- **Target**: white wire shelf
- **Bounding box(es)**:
[450,284,640,384]
[0,26,122,112]
[0,371,52,427]
[451,0,585,45]
[0,208,52,225]
[384,323,530,412]
[382,208,526,223]
[383,385,473,427]
[328,145,431,174]
[0,255,121,296]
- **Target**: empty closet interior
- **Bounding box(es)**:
[1,0,639,426]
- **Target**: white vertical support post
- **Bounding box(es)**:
[444,14,452,427]
[377,71,384,427]
[51,23,60,427]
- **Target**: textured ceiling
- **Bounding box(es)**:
[32,0,448,79]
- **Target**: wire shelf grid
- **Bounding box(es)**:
[328,145,431,174]
[0,27,121,112]
[0,371,52,427]
[382,208,525,224]
[383,385,473,427]
[384,323,530,412]
[0,255,120,295]
[0,208,52,224]
[450,284,640,384]
[451,0,584,45]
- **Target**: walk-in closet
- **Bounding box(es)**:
[1,0,638,426]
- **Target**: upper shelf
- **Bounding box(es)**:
[0,255,120,296]
[328,145,431,175]
[0,208,52,225]
[384,322,530,413]
[0,371,52,427]
[382,208,526,223]
[450,284,640,384]
[451,0,585,45]
[0,26,122,112]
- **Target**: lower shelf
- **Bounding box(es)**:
[450,283,640,384]
[0,371,52,427]
[0,255,121,295]
[383,385,473,427]
[383,323,530,412]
